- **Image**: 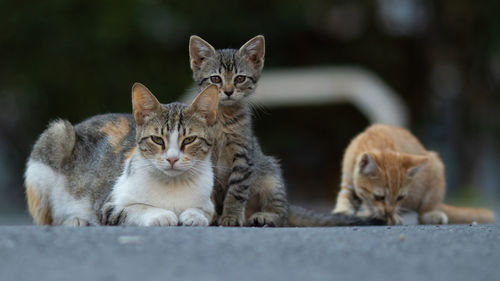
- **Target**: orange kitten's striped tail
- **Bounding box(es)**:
[439,203,495,224]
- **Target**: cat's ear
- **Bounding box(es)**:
[238,35,265,67]
[132,83,162,126]
[406,155,429,178]
[189,35,216,71]
[358,152,378,177]
[188,84,219,125]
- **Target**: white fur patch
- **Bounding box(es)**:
[110,151,214,225]
[24,160,93,225]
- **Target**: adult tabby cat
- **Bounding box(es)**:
[25,83,218,226]
[333,124,495,225]
[189,35,385,227]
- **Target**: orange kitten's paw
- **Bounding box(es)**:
[179,209,209,226]
[143,209,178,226]
[419,211,448,224]
[388,214,404,225]
[218,215,243,226]
[62,217,90,227]
[248,212,280,227]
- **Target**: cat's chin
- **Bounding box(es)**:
[162,169,187,178]
[219,97,242,106]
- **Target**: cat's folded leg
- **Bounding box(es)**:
[247,173,288,227]
[333,187,357,215]
[104,203,178,226]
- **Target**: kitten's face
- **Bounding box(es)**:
[353,151,428,224]
[189,35,265,106]
[132,83,218,178]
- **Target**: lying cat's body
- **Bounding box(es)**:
[333,124,495,225]
[25,84,219,226]
[190,35,385,227]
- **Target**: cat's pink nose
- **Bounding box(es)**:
[167,157,179,167]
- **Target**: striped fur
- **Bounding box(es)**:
[190,35,288,226]
[24,84,218,226]
[189,36,385,227]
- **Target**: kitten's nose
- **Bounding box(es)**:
[167,157,179,167]
[224,90,233,97]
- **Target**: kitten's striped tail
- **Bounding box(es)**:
[439,203,495,224]
[25,119,76,225]
[287,205,385,227]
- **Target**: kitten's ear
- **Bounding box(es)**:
[132,83,162,126]
[406,155,429,178]
[238,35,265,67]
[189,35,216,71]
[358,152,378,177]
[188,84,219,125]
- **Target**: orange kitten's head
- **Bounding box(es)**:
[353,150,428,224]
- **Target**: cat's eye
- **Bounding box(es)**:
[182,136,197,145]
[374,195,385,201]
[150,136,164,145]
[396,195,405,202]
[210,76,222,83]
[234,75,246,84]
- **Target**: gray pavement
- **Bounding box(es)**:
[1,225,499,281]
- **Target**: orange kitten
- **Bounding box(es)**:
[333,124,495,225]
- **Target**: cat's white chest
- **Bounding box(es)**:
[111,160,214,216]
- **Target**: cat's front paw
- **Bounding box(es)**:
[218,214,243,226]
[62,217,90,227]
[419,210,448,224]
[179,209,209,226]
[387,214,404,225]
[143,209,178,226]
[248,212,280,227]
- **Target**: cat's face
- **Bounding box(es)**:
[132,83,218,178]
[189,35,265,107]
[353,151,428,224]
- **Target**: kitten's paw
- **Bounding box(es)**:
[248,212,281,227]
[143,209,178,226]
[388,214,404,225]
[419,210,448,224]
[218,214,243,226]
[179,209,209,226]
[62,217,90,227]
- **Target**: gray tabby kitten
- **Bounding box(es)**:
[189,35,386,227]
[25,83,218,226]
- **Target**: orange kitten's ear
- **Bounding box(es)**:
[132,83,162,126]
[238,35,265,67]
[188,84,218,125]
[358,152,378,177]
[406,155,429,178]
[189,35,216,71]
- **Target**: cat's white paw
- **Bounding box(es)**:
[419,210,448,224]
[143,209,178,226]
[62,217,90,227]
[179,209,209,226]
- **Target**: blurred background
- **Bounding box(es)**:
[1,0,499,224]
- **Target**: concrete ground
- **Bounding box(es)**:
[1,224,499,281]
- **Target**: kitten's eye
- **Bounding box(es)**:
[210,76,222,84]
[182,136,197,145]
[396,195,405,202]
[374,195,385,201]
[234,75,246,84]
[150,136,164,145]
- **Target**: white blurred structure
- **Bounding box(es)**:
[184,67,408,127]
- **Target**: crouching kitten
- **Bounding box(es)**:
[25,83,219,226]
